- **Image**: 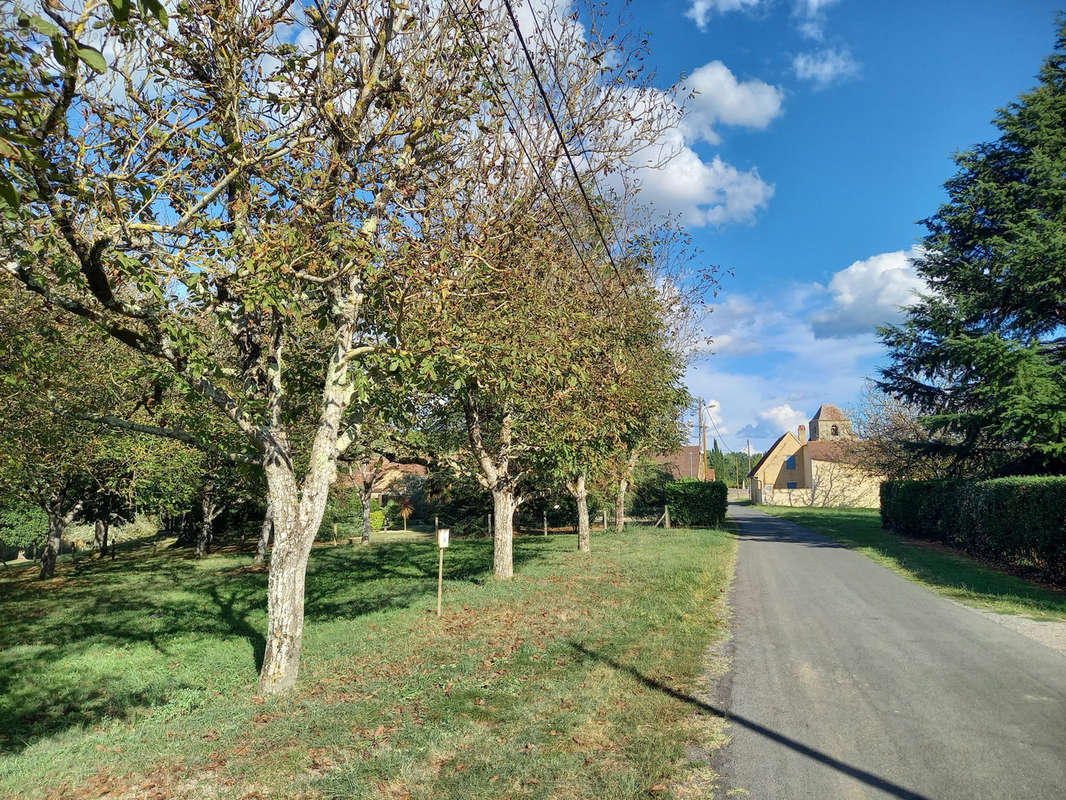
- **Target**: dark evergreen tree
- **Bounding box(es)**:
[878,17,1066,475]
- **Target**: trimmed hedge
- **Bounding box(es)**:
[664,479,728,528]
[880,477,1066,580]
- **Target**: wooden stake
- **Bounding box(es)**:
[543,509,548,536]
[664,505,671,529]
[437,546,444,617]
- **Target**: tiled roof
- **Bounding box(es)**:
[650,445,703,479]
[807,440,858,464]
[811,403,848,422]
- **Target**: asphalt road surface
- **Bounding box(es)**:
[714,502,1066,799]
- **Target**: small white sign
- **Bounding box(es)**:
[437,528,450,548]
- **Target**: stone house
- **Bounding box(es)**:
[747,404,882,508]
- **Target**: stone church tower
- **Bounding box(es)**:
[808,403,854,441]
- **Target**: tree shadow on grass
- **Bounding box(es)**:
[569,642,932,800]
[0,534,546,753]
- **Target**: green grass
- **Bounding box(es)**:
[759,505,1066,621]
[0,525,735,799]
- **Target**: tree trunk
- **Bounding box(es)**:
[361,491,371,545]
[257,455,334,695]
[94,518,109,558]
[573,473,590,553]
[39,499,80,579]
[258,518,311,695]
[197,497,218,558]
[491,489,515,579]
[255,503,273,565]
[39,512,65,579]
[615,451,639,533]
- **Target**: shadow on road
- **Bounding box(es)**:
[729,508,848,549]
[570,642,932,800]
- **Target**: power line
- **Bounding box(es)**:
[500,0,629,297]
[442,0,605,296]
[703,403,737,455]
[521,9,632,276]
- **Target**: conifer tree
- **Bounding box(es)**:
[879,17,1066,475]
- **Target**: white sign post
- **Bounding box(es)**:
[436,528,450,617]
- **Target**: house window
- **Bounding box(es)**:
[831,425,839,436]
[787,481,798,489]
[785,455,796,470]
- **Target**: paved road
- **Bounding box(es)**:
[714,503,1066,799]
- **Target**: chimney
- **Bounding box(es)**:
[798,424,807,443]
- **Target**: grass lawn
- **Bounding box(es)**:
[0,525,735,800]
[758,505,1066,621]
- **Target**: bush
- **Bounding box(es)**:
[880,477,1066,581]
[663,479,727,528]
[631,461,675,514]
[0,502,47,558]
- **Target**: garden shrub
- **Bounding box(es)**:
[881,477,1066,580]
[663,479,727,527]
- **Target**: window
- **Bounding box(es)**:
[787,481,798,489]
[785,455,796,470]
[831,425,839,436]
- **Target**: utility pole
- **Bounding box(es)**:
[697,397,707,481]
[746,439,753,490]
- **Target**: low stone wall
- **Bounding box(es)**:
[757,484,879,509]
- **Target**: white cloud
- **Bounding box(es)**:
[685,0,764,31]
[760,403,808,433]
[793,0,839,39]
[795,0,839,16]
[682,60,784,145]
[686,246,926,449]
[810,248,926,338]
[793,48,860,87]
[635,133,775,226]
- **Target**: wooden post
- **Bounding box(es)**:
[437,547,444,617]
[543,509,548,536]
[332,522,338,545]
[664,505,671,529]
[602,509,607,530]
[436,527,449,618]
[487,513,492,537]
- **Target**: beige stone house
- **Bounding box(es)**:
[747,404,881,508]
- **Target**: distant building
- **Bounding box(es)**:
[650,444,705,479]
[747,404,881,508]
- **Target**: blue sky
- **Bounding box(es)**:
[602,0,1063,451]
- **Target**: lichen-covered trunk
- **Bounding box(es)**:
[361,492,371,545]
[255,503,273,565]
[257,450,336,695]
[573,473,590,553]
[39,512,66,579]
[94,519,109,558]
[491,489,515,579]
[615,478,627,533]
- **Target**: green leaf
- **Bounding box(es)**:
[0,178,19,210]
[139,0,168,28]
[107,0,131,26]
[24,14,60,38]
[75,44,107,74]
[50,35,67,66]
